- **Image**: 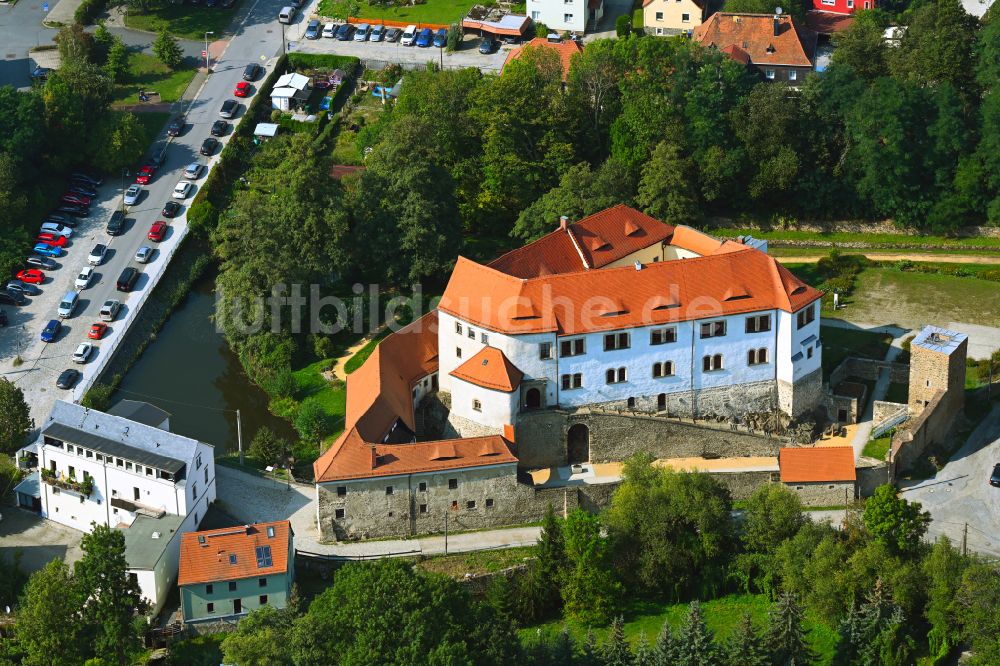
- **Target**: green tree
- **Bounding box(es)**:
[741,483,806,554]
[831,17,889,80]
[602,616,633,666]
[14,560,86,666]
[651,619,678,666]
[55,23,95,66]
[889,0,979,98]
[566,39,624,161]
[862,484,930,557]
[635,140,699,226]
[723,613,768,666]
[103,38,129,83]
[0,87,46,157]
[766,593,815,666]
[152,29,183,69]
[834,581,913,666]
[923,536,966,661]
[633,633,654,666]
[519,505,567,622]
[723,0,809,19]
[674,601,720,666]
[0,378,31,455]
[74,524,148,666]
[92,24,115,63]
[562,509,621,625]
[221,605,296,666]
[950,563,1000,664]
[92,112,147,172]
[294,398,331,445]
[615,14,632,37]
[731,83,804,205]
[248,426,290,466]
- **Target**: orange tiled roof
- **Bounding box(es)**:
[693,13,815,68]
[779,447,856,483]
[450,346,524,392]
[178,521,292,587]
[503,37,584,82]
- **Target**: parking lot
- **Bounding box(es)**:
[0,505,84,574]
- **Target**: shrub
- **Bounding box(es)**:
[248,427,290,466]
[186,199,218,234]
[446,23,461,52]
[313,335,336,359]
[82,383,115,411]
[74,0,106,26]
[269,396,300,421]
[295,398,333,444]
[615,14,632,37]
[270,109,282,122]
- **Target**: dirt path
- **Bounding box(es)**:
[329,337,374,382]
[776,252,1000,264]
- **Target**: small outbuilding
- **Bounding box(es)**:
[253,123,280,140]
[270,72,311,111]
[779,446,856,506]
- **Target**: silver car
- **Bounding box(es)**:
[135,246,154,263]
[184,162,205,179]
[72,342,93,364]
[124,184,142,206]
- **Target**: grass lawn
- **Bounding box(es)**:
[293,358,346,431]
[125,2,242,40]
[768,246,1000,259]
[344,328,392,374]
[318,0,471,25]
[711,227,1000,250]
[112,52,196,105]
[863,435,891,461]
[523,593,838,662]
[820,324,892,381]
[415,546,536,578]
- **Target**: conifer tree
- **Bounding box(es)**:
[723,613,769,666]
[651,618,678,666]
[602,616,634,666]
[766,592,815,666]
[675,601,720,666]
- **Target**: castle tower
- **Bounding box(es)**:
[908,325,968,417]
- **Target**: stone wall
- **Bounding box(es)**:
[891,390,951,474]
[828,357,910,389]
[701,218,1000,240]
[712,471,778,500]
[823,393,859,424]
[783,480,855,506]
[872,401,907,431]
[778,367,825,420]
[857,462,890,496]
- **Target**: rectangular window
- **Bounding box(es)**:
[539,342,553,360]
[418,481,427,492]
[561,373,583,390]
[650,327,677,345]
[419,503,428,513]
[603,332,630,351]
[126,462,133,472]
[192,483,198,500]
[85,450,93,459]
[467,500,476,509]
[385,486,393,495]
[789,70,798,81]
[472,399,482,412]
[456,347,462,359]
[481,332,489,344]
[259,578,267,587]
[748,348,769,366]
[531,10,540,18]
[335,508,345,519]
[485,498,494,508]
[821,0,834,4]
[745,315,771,334]
[196,454,202,470]
[681,12,690,21]
[448,478,458,489]
[95,454,103,463]
[146,466,153,476]
[564,13,573,21]
[765,69,776,80]
[228,581,237,592]
[807,346,814,359]
[68,465,75,479]
[560,338,585,357]
[337,486,346,497]
[703,354,724,372]
[206,584,213,594]
[655,11,663,19]
[605,367,627,384]
[207,602,215,613]
[700,321,726,338]
[455,321,462,335]
[652,361,675,378]
[467,328,475,339]
[797,304,816,329]
[116,458,124,467]
[259,595,268,605]
[205,467,209,483]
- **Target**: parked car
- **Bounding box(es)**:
[354,23,371,41]
[385,27,401,42]
[33,243,62,258]
[479,35,497,53]
[305,19,322,39]
[40,222,73,237]
[116,267,139,292]
[16,269,44,284]
[0,292,24,307]
[219,99,238,118]
[54,204,89,217]
[371,24,385,42]
[43,213,74,227]
[58,291,79,318]
[61,193,91,206]
[148,221,167,242]
[322,22,336,38]
[5,280,31,297]
[106,211,126,236]
[135,246,154,263]
[67,183,97,198]
[243,63,262,81]
[99,299,121,321]
[72,342,93,364]
[75,266,95,290]
[184,163,205,179]
[234,81,252,97]
[71,172,103,186]
[500,34,521,45]
[124,184,142,206]
[135,164,157,184]
[36,233,67,247]
[31,66,51,81]
[991,463,1000,488]
[162,201,181,218]
[167,117,185,137]
[41,319,61,342]
[172,181,193,199]
[89,243,108,266]
[211,120,229,137]
[25,256,57,271]
[401,24,418,45]
[56,368,80,389]
[433,28,448,47]
[201,137,219,156]
[416,28,433,47]
[88,322,108,340]
[335,23,353,40]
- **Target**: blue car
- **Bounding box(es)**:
[415,27,433,47]
[335,23,353,40]
[41,319,61,343]
[33,243,62,258]
[432,28,448,48]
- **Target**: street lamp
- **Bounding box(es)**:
[204,31,214,71]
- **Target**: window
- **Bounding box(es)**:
[682,12,690,21]
[260,595,268,605]
[207,602,215,613]
[205,467,209,483]
[807,346,814,359]
[797,304,816,329]
[68,465,75,479]
[206,584,214,594]
[745,314,771,333]
[456,347,462,359]
[655,11,663,19]
[703,354,724,372]
[146,466,153,476]
[560,338,585,357]
[337,486,347,497]
[748,348,769,366]
[605,367,627,384]
[627,397,636,408]
[448,478,458,489]
[385,486,394,495]
[228,581,237,591]
[472,399,482,411]
[561,373,583,390]
[335,508,345,519]
[564,12,573,21]
[467,500,476,509]
[652,361,675,378]
[650,327,677,345]
[531,10,540,18]
[85,450,93,459]
[604,332,630,351]
[196,453,202,470]
[789,70,798,81]
[765,69,776,80]
[116,458,123,467]
[700,321,726,338]
[259,578,267,587]
[419,503,428,513]
[255,546,272,567]
[229,554,237,565]
[76,446,83,455]
[451,500,459,509]
[455,321,462,335]
[95,454,103,463]
[192,482,198,500]
[481,332,489,344]
[418,481,427,492]
[539,342,553,360]
[467,328,475,339]
[267,526,275,538]
[486,498,494,508]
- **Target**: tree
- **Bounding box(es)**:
[152,29,183,69]
[221,605,296,666]
[55,24,95,66]
[731,83,804,206]
[834,581,913,666]
[0,379,31,455]
[519,505,567,622]
[651,619,677,666]
[766,593,815,666]
[103,38,129,83]
[635,141,699,226]
[923,536,966,661]
[92,112,147,173]
[889,0,979,99]
[561,509,621,625]
[741,484,806,554]
[723,0,809,19]
[950,563,1000,664]
[294,398,331,445]
[615,14,632,38]
[602,616,634,666]
[723,613,768,666]
[74,524,148,666]
[14,560,87,666]
[248,426,289,466]
[862,484,930,557]
[566,39,625,161]
[674,601,719,666]
[831,17,889,80]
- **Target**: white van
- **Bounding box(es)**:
[322,22,336,38]
[58,291,79,318]
[278,6,295,23]
[401,24,418,46]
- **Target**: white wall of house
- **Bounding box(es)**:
[643,0,704,34]
[776,301,822,385]
[449,376,519,431]
[527,0,588,32]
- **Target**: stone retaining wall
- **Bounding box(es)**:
[828,357,910,389]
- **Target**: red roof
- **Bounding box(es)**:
[693,13,815,68]
[450,346,524,392]
[178,521,292,587]
[804,10,855,35]
[779,447,856,483]
[503,38,584,82]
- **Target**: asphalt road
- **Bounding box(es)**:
[0,0,57,89]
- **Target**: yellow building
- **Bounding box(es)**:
[643,0,707,35]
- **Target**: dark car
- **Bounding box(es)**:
[991,463,1000,488]
[167,117,185,137]
[162,201,181,218]
[57,368,80,389]
[305,19,322,39]
[31,66,51,81]
[416,28,433,47]
[106,210,126,236]
[0,292,24,307]
[335,23,353,40]
[385,27,401,42]
[433,28,448,48]
[479,35,497,53]
[117,267,139,292]
[26,256,57,270]
[200,137,219,156]
[41,319,61,342]
[219,99,238,118]
[67,183,97,198]
[71,172,104,186]
[55,204,88,218]
[243,63,262,81]
[43,214,77,228]
[211,120,230,137]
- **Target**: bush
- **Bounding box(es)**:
[313,335,336,359]
[269,396,300,421]
[287,53,360,71]
[615,14,632,37]
[446,23,461,52]
[248,427,290,466]
[295,398,333,444]
[75,0,106,25]
[186,199,218,234]
[81,383,115,411]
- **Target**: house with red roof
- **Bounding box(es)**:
[779,446,857,505]
[693,13,817,83]
[502,37,584,83]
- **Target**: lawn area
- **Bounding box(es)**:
[711,227,1000,249]
[344,329,392,374]
[112,52,196,106]
[820,324,892,381]
[318,0,471,25]
[293,358,346,432]
[863,434,891,461]
[124,3,242,40]
[415,546,536,578]
[523,593,838,662]
[125,110,172,147]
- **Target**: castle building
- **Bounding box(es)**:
[313,206,823,540]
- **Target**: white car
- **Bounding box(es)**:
[88,243,107,266]
[184,162,205,179]
[75,266,95,289]
[135,246,153,263]
[172,181,193,199]
[40,222,72,237]
[401,24,417,46]
[322,22,336,38]
[72,342,93,364]
[124,184,142,206]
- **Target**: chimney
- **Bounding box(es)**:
[559,215,569,231]
[773,15,780,36]
[370,445,378,469]
[634,261,643,271]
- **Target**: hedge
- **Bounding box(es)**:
[287,53,361,70]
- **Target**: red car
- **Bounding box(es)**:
[148,221,167,242]
[61,193,91,206]
[135,164,156,185]
[88,322,108,340]
[36,233,68,247]
[16,269,44,284]
[234,81,251,98]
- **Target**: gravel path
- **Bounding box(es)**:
[776,252,1000,264]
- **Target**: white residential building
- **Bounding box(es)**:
[526,0,603,33]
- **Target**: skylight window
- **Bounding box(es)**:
[229,554,237,565]
[266,526,275,538]
[256,545,273,568]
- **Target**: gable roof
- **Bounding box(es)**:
[804,10,855,35]
[779,447,856,483]
[450,346,524,392]
[503,37,584,82]
[178,520,292,587]
[693,13,815,68]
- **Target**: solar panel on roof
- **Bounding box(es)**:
[256,545,272,568]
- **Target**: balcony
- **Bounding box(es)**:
[40,470,93,498]
[110,497,166,518]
